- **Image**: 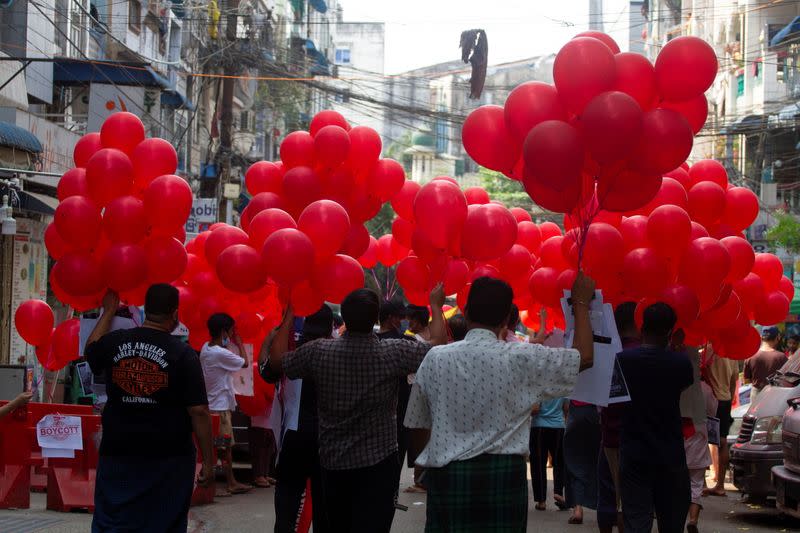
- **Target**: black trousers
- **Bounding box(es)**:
[529,426,564,502]
[274,430,329,533]
[620,458,690,533]
[321,453,398,533]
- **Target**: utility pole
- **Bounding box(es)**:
[217,0,239,224]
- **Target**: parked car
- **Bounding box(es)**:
[773,394,800,518]
[728,402,750,449]
[731,366,800,500]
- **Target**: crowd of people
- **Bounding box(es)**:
[73,274,800,533]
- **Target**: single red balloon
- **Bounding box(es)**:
[217,244,266,293]
[14,299,54,346]
[57,168,89,201]
[248,208,296,249]
[529,267,562,308]
[131,138,178,189]
[443,259,470,296]
[282,166,322,216]
[298,200,351,259]
[679,237,731,290]
[647,205,691,257]
[752,253,784,292]
[613,52,657,110]
[688,159,728,188]
[143,174,193,234]
[369,159,406,202]
[85,148,134,207]
[464,187,491,205]
[660,95,708,134]
[597,170,661,213]
[358,236,378,268]
[144,236,187,283]
[754,290,790,326]
[73,132,102,168]
[581,91,643,164]
[461,203,518,261]
[690,221,710,241]
[660,285,700,328]
[312,254,365,304]
[340,223,370,259]
[582,222,625,277]
[51,318,80,364]
[205,225,249,267]
[688,181,726,227]
[397,256,431,293]
[45,223,71,260]
[630,109,694,177]
[392,217,415,249]
[523,120,584,192]
[722,187,758,231]
[54,196,101,251]
[654,36,718,102]
[574,31,620,53]
[504,81,567,144]
[516,221,542,254]
[262,228,315,286]
[245,161,283,196]
[553,37,617,114]
[620,215,648,251]
[102,243,148,292]
[53,252,106,296]
[100,112,145,155]
[499,244,533,280]
[622,248,672,297]
[310,110,350,136]
[462,105,520,174]
[779,276,795,301]
[347,126,382,174]
[314,125,351,168]
[413,180,468,250]
[391,180,421,220]
[510,207,532,223]
[377,234,400,267]
[103,195,147,244]
[280,131,315,169]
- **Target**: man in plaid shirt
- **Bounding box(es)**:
[266,285,447,533]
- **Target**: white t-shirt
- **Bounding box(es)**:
[199,343,245,411]
[404,328,580,468]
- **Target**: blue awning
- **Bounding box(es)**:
[309,0,327,13]
[53,58,171,88]
[161,89,195,111]
[770,16,800,47]
[304,40,330,76]
[0,121,42,153]
[777,102,800,121]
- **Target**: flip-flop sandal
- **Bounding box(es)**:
[254,480,271,488]
[403,485,426,493]
[215,491,233,498]
[554,498,569,511]
[228,485,253,495]
[568,516,583,525]
[535,503,547,511]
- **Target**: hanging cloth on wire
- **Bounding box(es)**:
[460,29,488,99]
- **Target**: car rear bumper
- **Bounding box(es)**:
[773,465,800,518]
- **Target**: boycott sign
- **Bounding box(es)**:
[37,414,83,451]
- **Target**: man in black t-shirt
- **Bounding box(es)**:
[86,285,213,533]
[618,302,693,533]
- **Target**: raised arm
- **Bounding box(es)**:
[530,307,548,344]
[265,305,294,374]
[570,272,596,372]
[86,291,120,347]
[428,284,447,346]
[0,391,33,419]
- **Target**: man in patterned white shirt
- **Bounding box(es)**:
[404,274,596,532]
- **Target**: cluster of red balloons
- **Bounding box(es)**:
[462,31,716,216]
[14,300,79,371]
[45,112,191,310]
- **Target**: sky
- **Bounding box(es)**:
[338,0,599,74]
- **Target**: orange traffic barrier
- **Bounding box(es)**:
[0,404,31,509]
[46,414,101,512]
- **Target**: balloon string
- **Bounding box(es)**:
[575,184,601,272]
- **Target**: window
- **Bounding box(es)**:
[128,0,141,32]
[335,47,351,65]
[240,111,250,130]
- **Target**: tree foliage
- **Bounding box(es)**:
[479,167,534,211]
[766,211,800,254]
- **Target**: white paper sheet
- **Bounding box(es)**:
[41,447,76,458]
[37,414,83,451]
[232,344,254,396]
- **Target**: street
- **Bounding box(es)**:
[2,468,800,532]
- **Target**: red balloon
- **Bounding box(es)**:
[143,175,193,233]
[510,207,532,223]
[282,166,322,216]
[391,180,420,220]
[720,326,761,361]
[262,228,315,286]
[471,264,501,282]
[85,148,134,207]
[702,290,742,330]
[581,91,643,164]
[613,52,657,110]
[314,125,351,168]
[216,244,266,293]
[312,254,365,304]
[53,252,106,296]
[413,180,468,250]
[51,318,80,364]
[377,234,399,267]
[620,215,648,251]
[340,223,370,259]
[583,222,625,277]
[298,200,351,259]
[539,222,562,241]
[574,31,620,53]
[664,167,692,189]
[248,208,296,249]
[443,259,470,295]
[103,195,147,243]
[458,187,488,207]
[358,236,378,268]
[291,281,324,317]
[57,168,89,201]
[45,223,71,260]
[529,267,562,308]
[462,105,520,173]
[397,256,431,292]
[622,248,672,297]
[54,196,101,251]
[779,276,795,301]
[236,312,264,341]
[635,177,689,215]
[73,132,102,168]
[690,221,710,241]
[144,236,187,283]
[553,37,617,114]
[14,299,54,346]
[516,221,542,254]
[280,131,315,168]
[499,244,533,280]
[245,161,283,196]
[131,138,178,189]
[504,81,567,144]
[754,291,790,326]
[347,126,382,173]
[369,159,406,202]
[523,120,584,192]
[392,217,415,249]
[660,285,700,328]
[647,205,691,257]
[461,204,518,261]
[310,110,350,136]
[720,236,754,282]
[244,192,285,225]
[102,243,148,292]
[654,36,718,102]
[100,112,145,155]
[680,237,731,290]
[752,253,783,292]
[659,94,708,134]
[205,225,249,267]
[539,236,569,270]
[722,187,759,231]
[347,187,382,224]
[597,170,661,213]
[688,159,728,188]
[630,109,694,176]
